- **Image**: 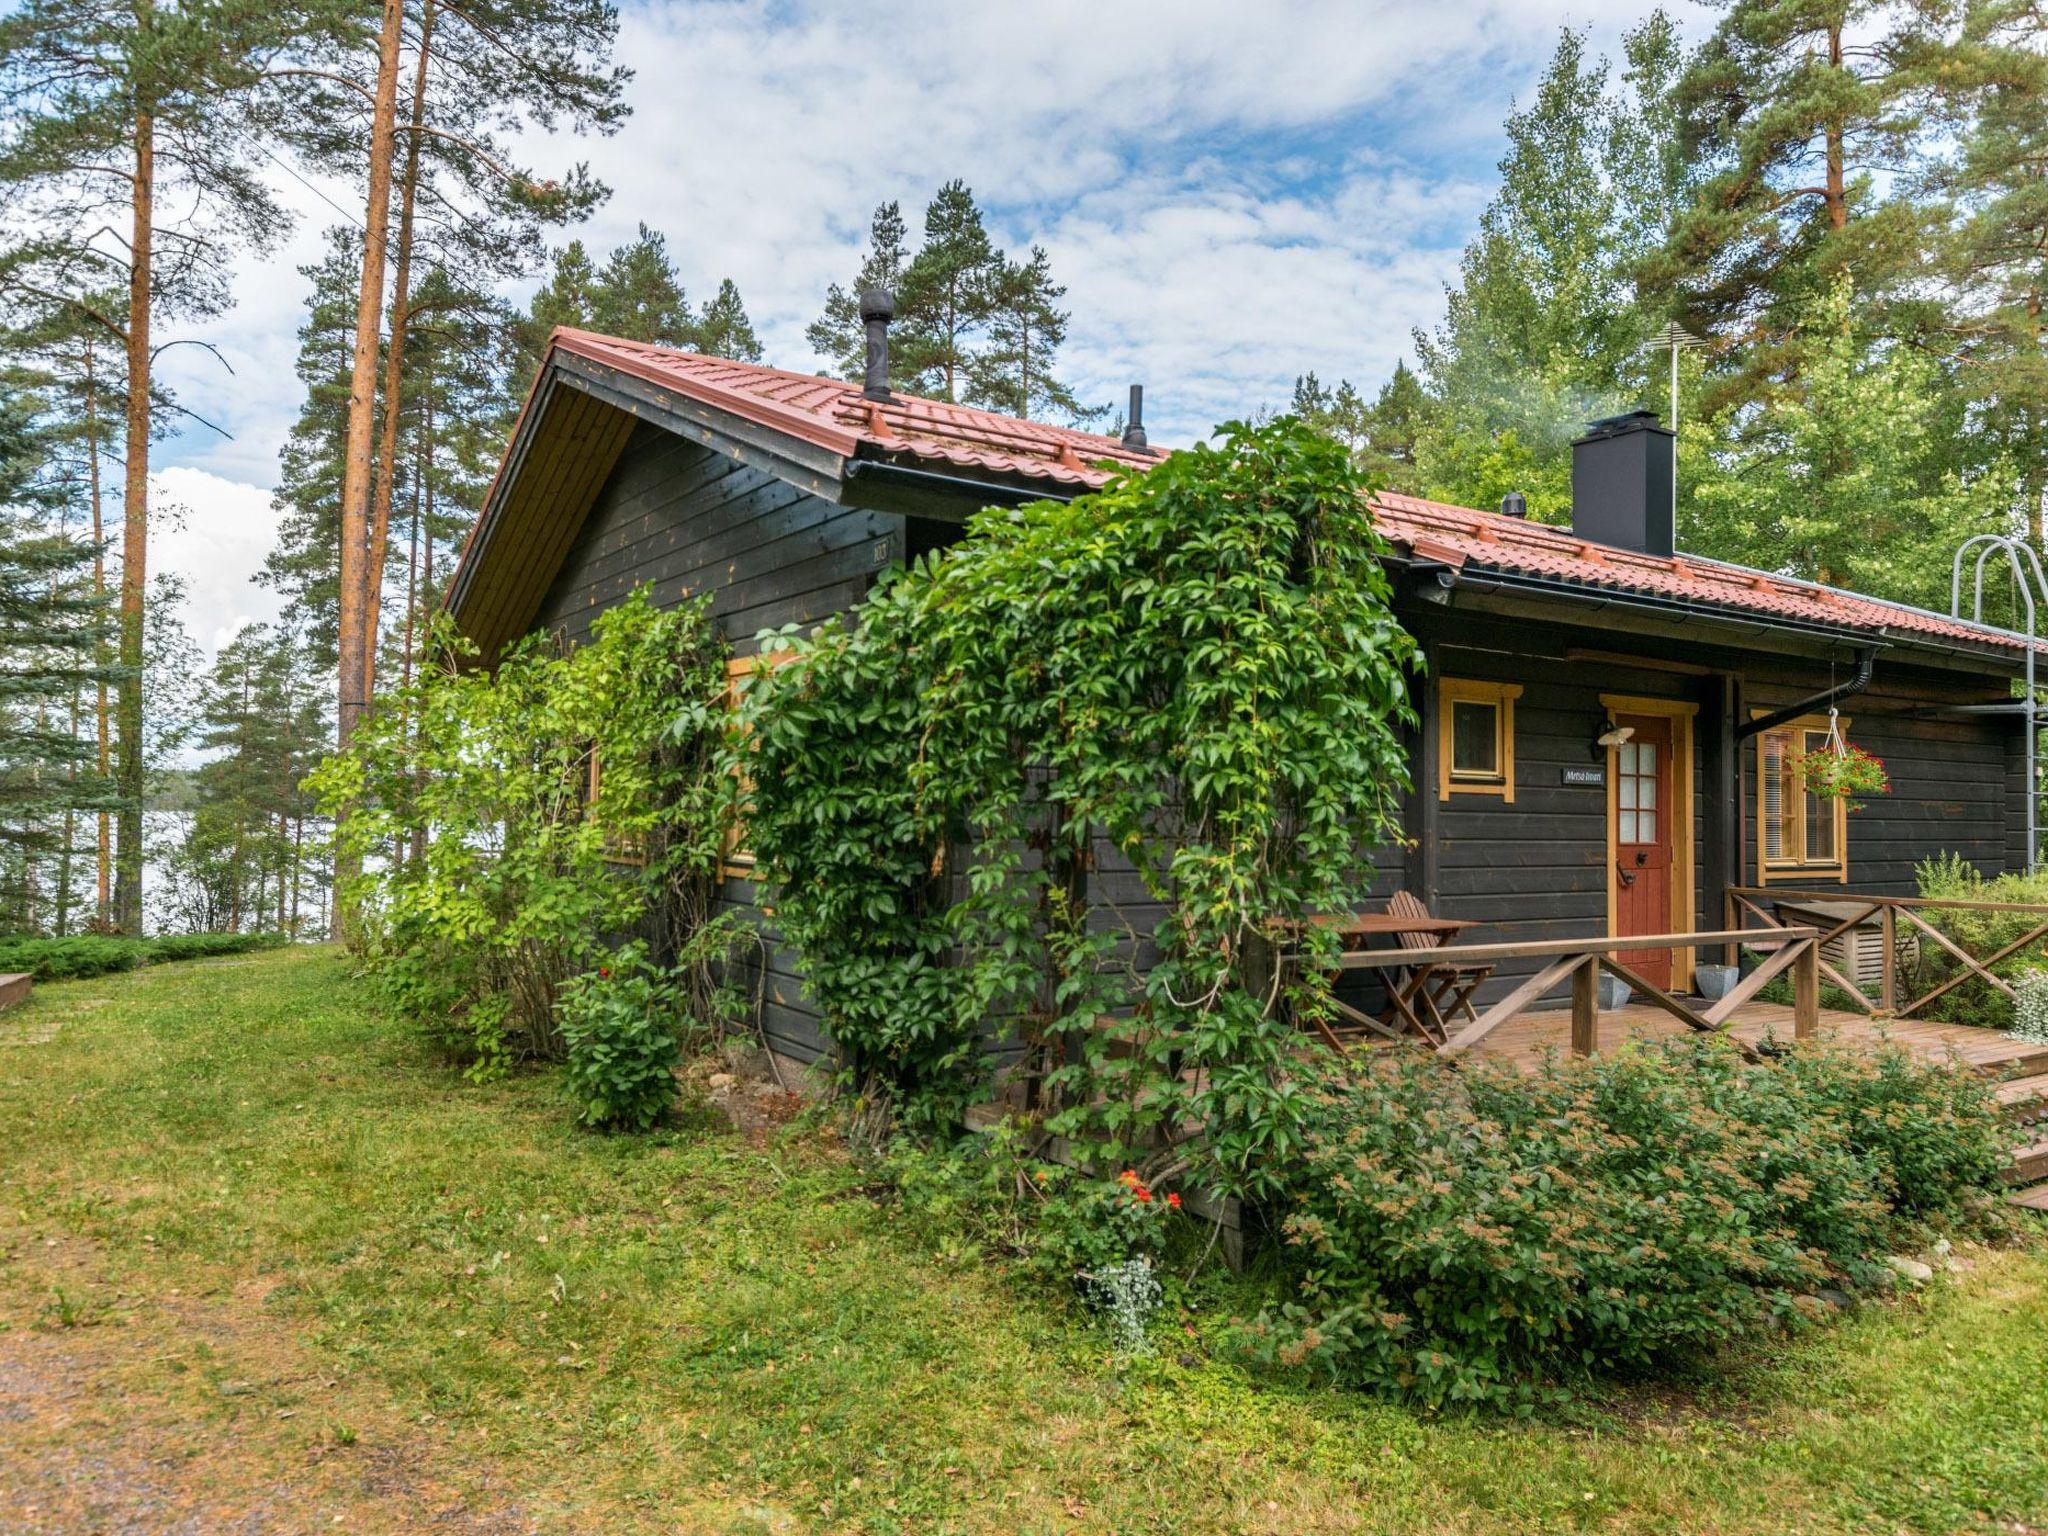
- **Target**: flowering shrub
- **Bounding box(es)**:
[1083,1257,1164,1357]
[1232,1037,2009,1408]
[2013,970,2048,1044]
[557,943,687,1131]
[1800,741,1889,802]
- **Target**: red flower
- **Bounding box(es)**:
[1166,1192,1183,1210]
[1133,1187,1153,1203]
[598,967,611,979]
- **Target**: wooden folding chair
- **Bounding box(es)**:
[1381,890,1494,1045]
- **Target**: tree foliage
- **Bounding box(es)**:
[309,589,739,1077]
[810,184,1100,421]
[744,418,1417,1190]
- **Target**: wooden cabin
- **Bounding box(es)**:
[446,326,2041,1075]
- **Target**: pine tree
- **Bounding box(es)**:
[592,224,694,347]
[165,623,326,934]
[807,200,911,380]
[0,0,296,932]
[303,0,626,937]
[968,246,1100,422]
[1292,363,1431,493]
[895,181,1003,401]
[517,239,602,375]
[1652,0,1953,384]
[0,384,117,934]
[695,278,763,363]
[1934,0,2048,541]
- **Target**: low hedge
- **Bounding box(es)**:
[0,931,287,982]
[1232,1036,2010,1409]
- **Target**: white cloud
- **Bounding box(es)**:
[150,0,1714,523]
[148,466,286,666]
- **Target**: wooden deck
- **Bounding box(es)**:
[1468,998,2048,1078]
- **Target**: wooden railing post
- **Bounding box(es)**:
[1722,886,1738,967]
[1880,902,1897,1015]
[1793,937,1819,1040]
[1572,958,1598,1057]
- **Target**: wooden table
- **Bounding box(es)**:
[1272,912,1478,1047]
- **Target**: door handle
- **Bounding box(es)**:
[1619,870,1637,887]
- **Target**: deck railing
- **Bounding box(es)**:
[1318,927,1823,1060]
[1724,887,2048,1021]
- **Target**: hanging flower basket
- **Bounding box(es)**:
[1801,741,1889,803]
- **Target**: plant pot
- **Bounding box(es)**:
[1695,963,1740,1001]
[1597,974,1633,1012]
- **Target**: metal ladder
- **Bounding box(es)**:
[1952,534,2048,868]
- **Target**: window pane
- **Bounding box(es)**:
[1762,731,1788,860]
[1639,806,1656,843]
[1619,742,1637,774]
[1620,775,1638,809]
[1451,699,1498,777]
[1639,775,1656,810]
[1806,794,1836,862]
[1620,810,1638,843]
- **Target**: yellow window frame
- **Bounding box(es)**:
[1438,678,1523,802]
[1754,712,1850,884]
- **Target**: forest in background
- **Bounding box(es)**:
[2,0,2046,936]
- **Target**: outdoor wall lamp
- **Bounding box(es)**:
[1593,721,1634,759]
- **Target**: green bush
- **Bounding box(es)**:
[1907,853,2048,1028]
[1232,1037,2010,1409]
[557,944,686,1132]
[0,931,285,982]
[310,591,738,1078]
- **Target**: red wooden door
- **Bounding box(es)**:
[1614,715,1674,989]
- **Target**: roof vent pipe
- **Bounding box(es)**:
[859,288,894,401]
[1121,384,1148,450]
[1500,491,1528,519]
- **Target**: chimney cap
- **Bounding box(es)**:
[1575,408,1671,444]
[858,287,895,323]
[1500,491,1528,518]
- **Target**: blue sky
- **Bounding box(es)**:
[149,0,1705,662]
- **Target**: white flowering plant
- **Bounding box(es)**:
[2011,969,2048,1044]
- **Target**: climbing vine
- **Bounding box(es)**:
[744,418,1419,1193]
[311,589,738,1079]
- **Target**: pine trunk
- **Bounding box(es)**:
[333,0,407,941]
[361,0,435,711]
[113,95,154,936]
[1825,27,1847,232]
[85,338,111,923]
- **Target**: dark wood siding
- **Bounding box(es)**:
[525,420,2030,1057]
[532,422,899,658]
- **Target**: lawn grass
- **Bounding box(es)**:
[2,944,2046,1533]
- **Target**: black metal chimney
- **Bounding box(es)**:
[1500,491,1528,519]
[1121,384,1148,450]
[859,288,894,401]
[1571,410,1674,556]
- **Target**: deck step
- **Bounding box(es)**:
[1994,1073,2048,1123]
[2006,1137,2048,1186]
[0,973,28,1013]
[1971,1040,2048,1082]
[2007,1181,2048,1212]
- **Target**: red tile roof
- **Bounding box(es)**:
[1367,490,2029,654]
[544,329,2024,657]
[549,328,1162,491]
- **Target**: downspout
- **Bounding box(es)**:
[1735,648,1877,742]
